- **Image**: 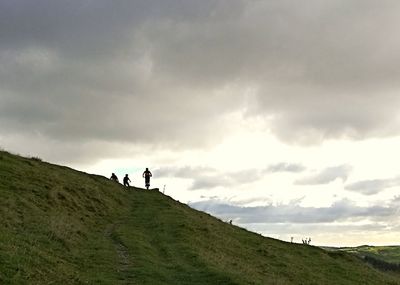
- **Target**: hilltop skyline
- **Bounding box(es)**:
[1,0,400,246]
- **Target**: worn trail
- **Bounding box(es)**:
[105,223,136,284]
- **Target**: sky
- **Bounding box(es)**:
[1,0,400,247]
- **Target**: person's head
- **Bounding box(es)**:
[125,174,128,177]
[146,168,149,171]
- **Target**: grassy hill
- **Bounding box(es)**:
[1,150,399,284]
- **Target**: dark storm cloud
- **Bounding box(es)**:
[345,176,400,195]
[190,198,396,224]
[156,162,305,190]
[0,0,244,155]
[2,1,400,161]
[295,165,351,185]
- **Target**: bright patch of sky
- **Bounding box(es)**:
[79,121,400,246]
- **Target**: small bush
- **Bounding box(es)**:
[31,156,43,162]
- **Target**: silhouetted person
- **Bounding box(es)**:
[110,173,119,183]
[142,168,152,189]
[123,174,131,187]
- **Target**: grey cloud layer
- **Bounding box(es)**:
[156,166,261,190]
[156,163,305,190]
[0,0,242,153]
[295,165,351,185]
[266,163,306,173]
[190,198,397,224]
[2,1,400,161]
[345,176,400,195]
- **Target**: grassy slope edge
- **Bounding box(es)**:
[0,151,399,284]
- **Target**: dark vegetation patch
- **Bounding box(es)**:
[363,255,400,272]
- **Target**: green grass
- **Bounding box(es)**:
[0,150,399,284]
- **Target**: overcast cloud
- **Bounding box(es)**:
[2,1,400,163]
[266,163,306,173]
[189,195,400,245]
[157,166,263,190]
[190,198,397,224]
[295,165,351,185]
[345,176,400,195]
[156,162,305,189]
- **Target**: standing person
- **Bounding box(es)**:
[123,174,131,187]
[110,173,119,182]
[142,168,152,189]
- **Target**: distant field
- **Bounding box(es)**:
[321,245,400,275]
[1,150,400,284]
[342,246,400,264]
[323,245,400,264]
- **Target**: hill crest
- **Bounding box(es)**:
[0,150,399,284]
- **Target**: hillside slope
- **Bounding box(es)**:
[0,150,399,284]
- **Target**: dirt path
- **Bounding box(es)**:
[105,223,135,284]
